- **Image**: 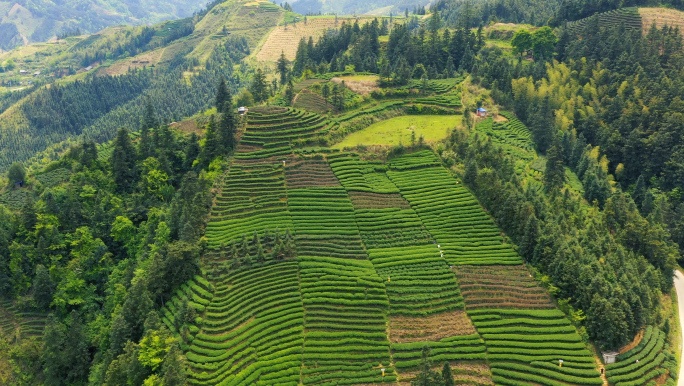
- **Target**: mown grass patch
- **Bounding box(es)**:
[333,115,462,149]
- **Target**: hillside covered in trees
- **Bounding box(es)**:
[1,0,684,385]
[0,0,207,50]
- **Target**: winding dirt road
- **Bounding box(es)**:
[674,270,684,386]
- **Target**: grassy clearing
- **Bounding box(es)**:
[333,115,462,149]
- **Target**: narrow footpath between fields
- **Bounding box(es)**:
[673,270,684,386]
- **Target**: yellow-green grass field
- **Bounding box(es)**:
[334,115,462,149]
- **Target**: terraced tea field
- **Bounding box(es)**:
[0,299,47,342]
[167,107,615,385]
[606,326,675,386]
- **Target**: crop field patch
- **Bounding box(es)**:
[256,17,376,62]
[285,157,340,188]
[293,89,335,114]
[333,115,462,149]
[0,299,47,342]
[204,163,294,257]
[387,152,522,266]
[398,363,494,386]
[185,262,304,386]
[236,106,332,162]
[640,7,684,33]
[287,186,367,259]
[331,75,380,95]
[469,309,602,386]
[454,265,554,310]
[349,191,411,209]
[298,255,396,385]
[390,311,477,343]
[368,246,464,316]
[605,326,675,386]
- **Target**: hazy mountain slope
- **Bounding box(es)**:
[0,0,284,172]
[0,0,210,51]
[290,0,429,15]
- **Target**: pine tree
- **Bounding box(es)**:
[80,140,98,166]
[442,362,454,386]
[184,133,200,170]
[33,264,54,309]
[633,175,646,209]
[200,116,222,166]
[250,68,269,103]
[111,127,138,193]
[464,159,478,187]
[160,343,187,386]
[215,77,230,113]
[293,38,308,76]
[520,214,540,259]
[218,101,237,152]
[544,137,565,192]
[142,98,157,131]
[286,80,295,105]
[276,51,289,86]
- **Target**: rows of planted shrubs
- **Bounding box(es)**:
[287,186,368,259]
[186,262,305,386]
[368,245,464,316]
[298,255,395,386]
[205,164,294,249]
[386,156,523,266]
[606,326,677,386]
[468,308,602,385]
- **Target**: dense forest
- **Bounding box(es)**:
[0,35,250,172]
[0,83,237,383]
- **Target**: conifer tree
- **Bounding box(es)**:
[218,101,236,152]
[184,133,200,170]
[442,362,454,386]
[160,343,187,386]
[215,77,230,113]
[111,128,138,193]
[276,51,289,86]
[544,137,566,192]
[200,116,222,166]
[285,81,295,105]
[250,68,268,103]
[142,98,157,131]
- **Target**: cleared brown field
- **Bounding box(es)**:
[389,311,477,343]
[285,157,340,188]
[99,47,165,76]
[349,192,411,209]
[640,7,684,33]
[256,17,375,62]
[453,265,555,310]
[398,363,493,386]
[331,75,380,95]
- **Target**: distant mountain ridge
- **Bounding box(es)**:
[0,0,209,50]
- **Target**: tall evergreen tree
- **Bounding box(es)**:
[442,362,454,386]
[250,68,269,103]
[215,77,230,113]
[111,128,138,193]
[142,98,157,131]
[544,137,566,192]
[276,51,290,86]
[218,101,237,153]
[200,116,222,166]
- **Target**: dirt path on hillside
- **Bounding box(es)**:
[674,270,684,386]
